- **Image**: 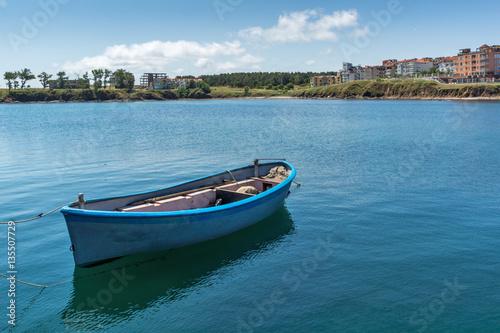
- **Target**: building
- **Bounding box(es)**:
[151,77,203,89]
[109,71,135,87]
[140,73,167,87]
[384,64,397,78]
[330,43,499,84]
[407,59,434,75]
[382,59,398,78]
[48,79,87,89]
[436,56,456,74]
[396,58,434,76]
[151,77,174,90]
[173,78,202,88]
[382,59,398,67]
[310,75,337,87]
[341,62,364,82]
[454,44,500,82]
[364,66,385,80]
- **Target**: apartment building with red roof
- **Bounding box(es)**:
[310,43,499,87]
[310,75,338,87]
[454,44,500,82]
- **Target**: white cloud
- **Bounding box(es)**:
[238,9,359,44]
[195,57,213,68]
[239,53,264,64]
[214,53,264,72]
[350,26,369,38]
[305,60,316,65]
[61,40,245,73]
[215,61,238,72]
[173,68,185,75]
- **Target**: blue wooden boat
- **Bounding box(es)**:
[61,160,296,267]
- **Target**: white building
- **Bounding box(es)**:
[397,59,435,76]
[341,62,364,82]
[437,57,456,74]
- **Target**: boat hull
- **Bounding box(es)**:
[61,162,295,267]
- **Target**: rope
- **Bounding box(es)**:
[0,249,173,289]
[0,273,48,288]
[226,169,237,183]
[0,201,76,224]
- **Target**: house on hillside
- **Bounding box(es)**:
[48,79,86,89]
[454,44,500,83]
[396,58,434,76]
[151,77,203,89]
[140,73,167,87]
[364,66,385,80]
[437,56,456,74]
[310,75,337,87]
[341,62,364,82]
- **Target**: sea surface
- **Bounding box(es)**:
[0,99,499,332]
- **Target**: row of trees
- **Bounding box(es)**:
[3,69,70,90]
[199,71,337,88]
[3,68,133,91]
[4,68,40,90]
[4,69,340,92]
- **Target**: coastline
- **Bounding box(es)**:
[2,80,500,104]
[2,95,500,105]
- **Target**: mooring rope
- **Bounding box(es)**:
[0,201,76,224]
[0,249,173,289]
[0,273,48,288]
[226,169,238,183]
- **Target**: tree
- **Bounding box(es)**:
[56,71,68,89]
[124,74,135,91]
[103,69,111,89]
[18,68,36,89]
[91,69,103,90]
[4,71,18,90]
[200,82,211,94]
[243,86,250,96]
[177,86,188,98]
[186,79,196,89]
[114,69,126,89]
[38,72,52,89]
[285,82,294,90]
[428,67,438,74]
[78,72,90,89]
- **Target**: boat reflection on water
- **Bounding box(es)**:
[61,205,294,326]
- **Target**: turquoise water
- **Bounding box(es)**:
[0,99,499,332]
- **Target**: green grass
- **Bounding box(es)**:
[0,89,8,101]
[210,86,293,98]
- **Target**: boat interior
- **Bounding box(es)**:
[117,176,286,213]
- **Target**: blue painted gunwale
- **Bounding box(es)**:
[61,161,296,223]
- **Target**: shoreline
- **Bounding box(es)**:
[2,95,500,105]
[2,80,500,104]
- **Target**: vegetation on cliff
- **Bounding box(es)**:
[293,80,500,99]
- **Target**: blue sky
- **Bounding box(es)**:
[1,0,499,87]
